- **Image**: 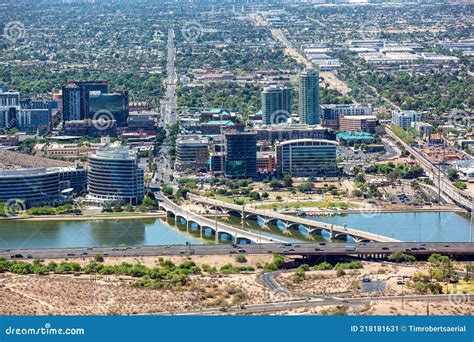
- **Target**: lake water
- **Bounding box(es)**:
[0,211,471,249]
[0,218,204,249]
[308,211,472,242]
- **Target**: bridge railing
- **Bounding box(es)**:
[187,194,400,243]
[158,193,284,243]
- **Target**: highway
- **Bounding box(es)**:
[385,125,473,211]
[156,294,471,316]
[2,242,473,260]
[159,28,177,128]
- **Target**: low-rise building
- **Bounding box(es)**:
[254,124,330,142]
[0,134,19,146]
[63,119,117,137]
[276,139,338,177]
[391,110,422,130]
[339,115,378,134]
[126,114,156,132]
[257,151,276,175]
[321,104,373,130]
[336,132,375,145]
[0,166,87,207]
[415,122,434,139]
[46,143,98,159]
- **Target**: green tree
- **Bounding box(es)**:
[282,174,293,188]
[269,179,283,190]
[162,186,173,196]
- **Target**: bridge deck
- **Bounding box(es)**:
[189,195,400,243]
[1,242,473,260]
[158,194,284,244]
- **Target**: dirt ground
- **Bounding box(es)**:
[261,300,472,316]
[0,254,274,315]
[278,263,420,297]
[0,258,471,316]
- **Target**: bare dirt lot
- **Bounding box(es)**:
[0,257,472,316]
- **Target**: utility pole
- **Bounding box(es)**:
[470,201,473,243]
[437,128,444,205]
[401,279,404,309]
[214,204,218,244]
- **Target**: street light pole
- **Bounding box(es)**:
[470,202,473,243]
[401,279,404,310]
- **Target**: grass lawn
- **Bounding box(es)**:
[84,212,157,217]
[211,194,254,205]
[255,201,359,210]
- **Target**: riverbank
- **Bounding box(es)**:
[0,212,167,222]
[280,206,468,216]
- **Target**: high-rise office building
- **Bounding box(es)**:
[261,86,292,124]
[298,69,320,125]
[0,88,20,129]
[87,141,144,205]
[89,90,129,127]
[62,83,82,122]
[224,131,257,179]
[62,80,108,122]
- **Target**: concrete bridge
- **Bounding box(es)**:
[188,194,400,243]
[157,193,284,244]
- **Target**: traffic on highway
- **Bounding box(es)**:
[2,242,473,260]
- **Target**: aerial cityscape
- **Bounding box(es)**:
[0,0,473,318]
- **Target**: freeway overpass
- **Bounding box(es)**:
[2,242,473,260]
[188,194,400,243]
[385,125,473,211]
[157,193,284,244]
